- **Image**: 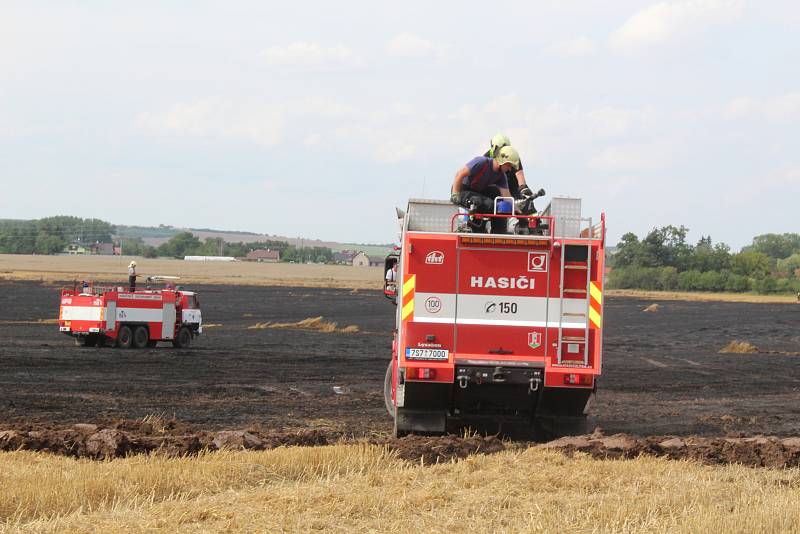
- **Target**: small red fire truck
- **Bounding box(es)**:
[383,197,605,438]
[58,280,202,349]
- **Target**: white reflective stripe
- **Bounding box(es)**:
[117,307,163,323]
[60,306,103,321]
[409,291,589,328]
[413,316,585,328]
[413,316,456,324]
[455,294,588,327]
[456,318,586,328]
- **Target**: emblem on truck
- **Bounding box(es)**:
[528,252,548,273]
[528,331,542,349]
[425,251,445,265]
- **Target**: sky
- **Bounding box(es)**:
[1,0,798,249]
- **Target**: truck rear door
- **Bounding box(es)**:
[455,239,553,362]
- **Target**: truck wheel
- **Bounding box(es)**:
[133,326,149,349]
[172,326,192,349]
[118,326,133,349]
[384,361,396,418]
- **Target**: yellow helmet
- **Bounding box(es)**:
[495,145,520,170]
[489,133,511,157]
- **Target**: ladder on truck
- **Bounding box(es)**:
[555,217,593,367]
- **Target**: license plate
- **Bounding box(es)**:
[405,348,449,361]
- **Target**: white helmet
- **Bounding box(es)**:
[489,133,511,157]
[495,145,520,170]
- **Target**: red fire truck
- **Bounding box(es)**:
[383,197,605,438]
[58,280,202,349]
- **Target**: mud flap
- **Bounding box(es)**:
[395,408,446,436]
[394,381,449,436]
[533,386,594,440]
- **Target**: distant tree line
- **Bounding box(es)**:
[0,218,337,263]
[0,217,115,254]
[608,227,800,294]
[121,232,333,263]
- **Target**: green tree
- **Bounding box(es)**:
[744,233,800,260]
[612,232,642,268]
[752,276,778,294]
[731,251,770,278]
[157,232,202,258]
[776,253,800,277]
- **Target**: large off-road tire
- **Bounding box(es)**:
[133,326,149,349]
[117,326,133,349]
[172,326,192,349]
[384,361,395,418]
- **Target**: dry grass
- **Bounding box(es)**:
[0,319,58,325]
[0,254,383,290]
[720,340,760,354]
[139,413,170,434]
[608,289,796,304]
[247,316,359,334]
[643,303,661,312]
[2,446,800,533]
[201,323,222,329]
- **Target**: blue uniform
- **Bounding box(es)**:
[461,156,508,193]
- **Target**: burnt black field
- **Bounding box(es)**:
[1,280,799,438]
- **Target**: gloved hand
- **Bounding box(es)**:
[519,186,533,198]
[450,191,461,205]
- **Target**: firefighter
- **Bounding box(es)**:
[485,133,538,233]
[450,146,520,234]
[128,261,137,292]
[385,262,397,282]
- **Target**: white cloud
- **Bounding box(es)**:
[137,96,358,148]
[260,42,363,70]
[587,142,672,172]
[137,99,284,147]
[386,33,448,60]
[761,166,800,188]
[723,93,800,122]
[610,0,744,54]
[544,36,596,57]
[375,140,418,163]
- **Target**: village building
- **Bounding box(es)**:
[245,249,280,262]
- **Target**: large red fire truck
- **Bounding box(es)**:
[383,197,605,438]
[58,280,202,349]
